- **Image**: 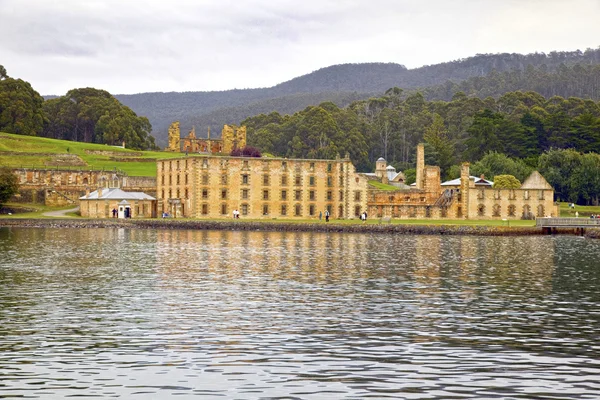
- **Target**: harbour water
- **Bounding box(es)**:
[1,227,599,399]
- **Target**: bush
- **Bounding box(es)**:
[493,174,521,189]
[230,146,262,157]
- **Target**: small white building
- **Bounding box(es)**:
[79,188,156,218]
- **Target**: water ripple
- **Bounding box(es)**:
[1,228,599,398]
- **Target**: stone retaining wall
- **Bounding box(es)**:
[0,218,572,237]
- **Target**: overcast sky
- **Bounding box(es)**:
[1,0,599,95]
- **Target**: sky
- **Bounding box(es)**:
[1,0,599,95]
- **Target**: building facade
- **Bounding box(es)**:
[156,154,370,219]
[368,144,558,220]
[79,187,156,218]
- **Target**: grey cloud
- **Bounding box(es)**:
[1,0,598,95]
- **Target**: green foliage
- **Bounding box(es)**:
[0,69,45,135]
[538,149,600,205]
[0,168,19,206]
[471,152,534,182]
[43,88,158,150]
[493,175,521,189]
[404,168,416,185]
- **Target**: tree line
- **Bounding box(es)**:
[243,88,600,205]
[0,66,158,150]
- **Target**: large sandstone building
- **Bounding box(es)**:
[157,144,558,221]
[157,154,369,219]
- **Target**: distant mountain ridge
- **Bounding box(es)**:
[113,48,600,145]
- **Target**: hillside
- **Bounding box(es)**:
[114,48,600,146]
[0,132,182,176]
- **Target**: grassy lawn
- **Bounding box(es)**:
[0,203,80,219]
[0,132,184,176]
[0,204,535,227]
[172,216,535,227]
[558,202,600,217]
[368,180,400,190]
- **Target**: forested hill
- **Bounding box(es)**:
[115,48,600,145]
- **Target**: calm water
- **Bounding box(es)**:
[1,228,600,399]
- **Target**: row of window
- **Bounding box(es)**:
[202,203,343,217]
[477,189,546,200]
[478,204,546,217]
[160,173,346,187]
[199,189,345,201]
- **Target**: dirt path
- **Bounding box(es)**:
[43,207,79,218]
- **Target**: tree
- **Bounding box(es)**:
[470,152,533,182]
[423,113,455,179]
[42,88,158,150]
[493,175,521,189]
[0,68,45,135]
[0,168,19,207]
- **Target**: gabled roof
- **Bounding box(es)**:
[521,171,553,190]
[80,187,155,201]
[441,176,494,186]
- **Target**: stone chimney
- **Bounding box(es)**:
[460,162,470,219]
[85,187,90,198]
[98,187,103,198]
[416,143,425,190]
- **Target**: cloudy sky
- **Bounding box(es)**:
[1,0,599,95]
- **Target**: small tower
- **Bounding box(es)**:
[375,157,387,180]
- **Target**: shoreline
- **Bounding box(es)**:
[1,218,598,238]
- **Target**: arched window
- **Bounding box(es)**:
[492,204,501,217]
[477,204,485,217]
[537,204,545,217]
[508,204,516,217]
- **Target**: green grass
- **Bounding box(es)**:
[0,204,535,227]
[0,203,80,219]
[174,217,536,227]
[558,202,600,217]
[0,132,184,176]
[368,180,400,191]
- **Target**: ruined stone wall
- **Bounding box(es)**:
[166,121,181,152]
[10,168,125,206]
[122,176,157,198]
[156,155,368,219]
[221,125,246,154]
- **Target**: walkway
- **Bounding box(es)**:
[43,207,79,218]
[536,217,600,228]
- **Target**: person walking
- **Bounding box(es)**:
[325,210,330,222]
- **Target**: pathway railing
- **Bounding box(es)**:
[536,217,600,227]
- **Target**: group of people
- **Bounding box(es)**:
[232,209,240,219]
[318,210,331,222]
[590,214,599,219]
[360,211,368,222]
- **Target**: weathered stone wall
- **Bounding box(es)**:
[122,176,157,197]
[10,168,126,206]
[166,121,181,152]
[221,124,246,154]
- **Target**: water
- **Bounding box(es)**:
[1,228,599,399]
